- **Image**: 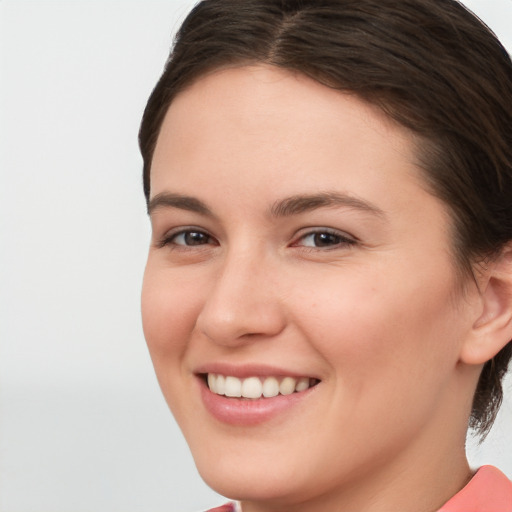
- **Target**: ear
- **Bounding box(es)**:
[460,245,512,366]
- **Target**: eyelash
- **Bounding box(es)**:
[156,227,215,249]
[157,227,356,251]
[292,228,357,250]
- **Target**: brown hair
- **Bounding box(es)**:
[139,0,512,437]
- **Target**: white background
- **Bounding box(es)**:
[1,1,511,511]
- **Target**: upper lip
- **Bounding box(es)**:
[194,362,320,380]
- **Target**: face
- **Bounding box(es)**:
[142,66,477,510]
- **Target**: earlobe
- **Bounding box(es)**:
[460,247,512,366]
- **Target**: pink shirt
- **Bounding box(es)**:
[439,466,512,512]
[207,466,512,512]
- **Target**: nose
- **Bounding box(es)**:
[195,251,287,346]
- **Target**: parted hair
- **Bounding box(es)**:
[139,0,512,437]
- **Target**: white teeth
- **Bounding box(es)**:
[207,374,314,399]
[207,373,216,393]
[295,377,310,392]
[279,376,296,395]
[241,377,263,399]
[224,376,242,397]
[216,374,226,395]
[262,376,280,398]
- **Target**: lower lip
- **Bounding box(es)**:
[198,378,317,426]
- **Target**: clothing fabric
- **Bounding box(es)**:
[438,465,512,512]
[205,466,512,512]
[206,505,237,512]
[206,503,240,512]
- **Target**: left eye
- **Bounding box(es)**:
[169,230,212,246]
[297,231,354,248]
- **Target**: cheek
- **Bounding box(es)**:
[287,266,466,468]
[140,262,210,427]
[141,263,199,372]
[296,262,463,394]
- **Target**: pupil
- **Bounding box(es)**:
[314,233,338,246]
[185,232,207,245]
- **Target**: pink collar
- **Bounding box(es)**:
[438,466,512,512]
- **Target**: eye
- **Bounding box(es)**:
[294,229,356,249]
[158,228,215,248]
[173,230,211,246]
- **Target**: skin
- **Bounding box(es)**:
[142,65,490,512]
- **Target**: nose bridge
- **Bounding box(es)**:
[196,244,285,345]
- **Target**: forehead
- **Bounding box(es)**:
[151,65,424,197]
[159,64,410,144]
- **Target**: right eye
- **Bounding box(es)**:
[159,229,215,248]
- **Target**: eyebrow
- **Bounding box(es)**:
[147,191,385,219]
[270,192,385,218]
[148,192,213,217]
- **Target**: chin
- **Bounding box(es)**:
[197,461,301,505]
[188,433,339,507]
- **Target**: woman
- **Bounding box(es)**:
[139,1,512,510]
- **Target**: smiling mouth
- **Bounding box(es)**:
[205,374,320,399]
